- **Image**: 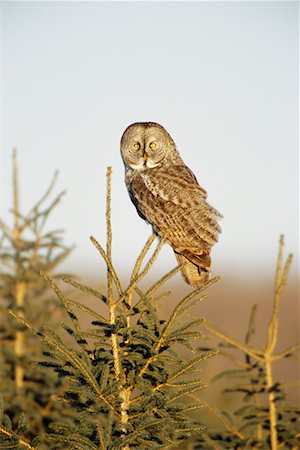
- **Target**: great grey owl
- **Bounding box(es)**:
[120,122,222,287]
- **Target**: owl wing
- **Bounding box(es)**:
[139,164,208,205]
[127,164,222,255]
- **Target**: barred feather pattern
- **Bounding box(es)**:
[121,122,222,287]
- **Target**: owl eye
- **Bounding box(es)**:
[133,142,140,149]
[149,142,156,149]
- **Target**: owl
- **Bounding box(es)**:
[120,122,222,288]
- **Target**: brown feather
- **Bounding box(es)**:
[174,252,209,288]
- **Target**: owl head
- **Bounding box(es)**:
[120,122,182,170]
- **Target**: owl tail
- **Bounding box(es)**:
[174,251,211,288]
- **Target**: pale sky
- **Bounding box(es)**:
[1,1,299,281]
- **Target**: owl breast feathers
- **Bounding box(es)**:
[120,122,222,288]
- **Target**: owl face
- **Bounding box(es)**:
[120,122,176,170]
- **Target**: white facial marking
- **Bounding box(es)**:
[129,162,146,170]
[146,160,160,168]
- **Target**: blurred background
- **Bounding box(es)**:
[2,0,299,404]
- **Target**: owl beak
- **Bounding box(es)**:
[143,152,148,162]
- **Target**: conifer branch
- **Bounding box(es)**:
[96,422,106,450]
[9,306,120,418]
[162,351,217,386]
[262,235,293,450]
[12,149,20,232]
[14,281,26,390]
[136,284,213,380]
[196,235,298,450]
[64,297,109,323]
[126,234,157,328]
[19,170,59,232]
[271,343,300,361]
[11,150,27,391]
[200,432,220,450]
[40,272,89,354]
[115,232,168,308]
[165,383,207,403]
[105,167,129,443]
[0,426,36,449]
[203,320,264,362]
[47,434,99,450]
[265,235,293,355]
[43,334,119,415]
[131,233,157,283]
[265,358,278,450]
[90,235,123,296]
[171,277,218,320]
[198,398,245,440]
[145,265,181,298]
[106,167,113,303]
[245,304,257,347]
[62,277,107,302]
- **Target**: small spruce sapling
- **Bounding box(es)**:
[10,167,218,450]
[0,150,73,446]
[193,236,300,449]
